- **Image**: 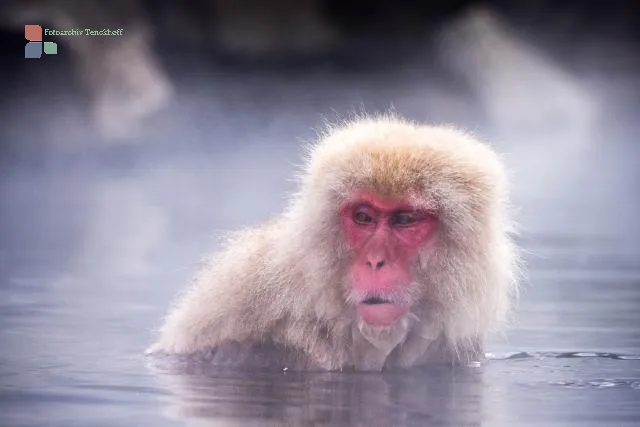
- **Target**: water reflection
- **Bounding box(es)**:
[146,350,640,426]
[151,364,486,427]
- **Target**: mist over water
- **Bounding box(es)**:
[1,5,639,426]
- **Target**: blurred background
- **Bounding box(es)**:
[0,1,639,426]
[0,0,638,282]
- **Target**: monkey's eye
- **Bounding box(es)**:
[391,211,418,227]
[353,210,375,225]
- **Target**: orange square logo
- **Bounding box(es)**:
[25,24,42,41]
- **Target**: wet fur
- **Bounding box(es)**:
[147,115,520,371]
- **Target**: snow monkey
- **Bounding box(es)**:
[148,115,520,371]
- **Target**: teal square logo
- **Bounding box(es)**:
[43,41,57,55]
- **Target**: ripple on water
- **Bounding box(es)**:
[550,379,640,390]
[486,351,640,361]
[487,351,640,391]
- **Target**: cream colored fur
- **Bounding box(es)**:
[147,114,520,371]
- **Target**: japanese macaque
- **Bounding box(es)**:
[147,115,519,371]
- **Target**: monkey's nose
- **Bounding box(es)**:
[366,259,385,270]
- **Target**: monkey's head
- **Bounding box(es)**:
[292,116,518,346]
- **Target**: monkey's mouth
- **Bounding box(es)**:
[361,296,392,305]
[357,296,408,326]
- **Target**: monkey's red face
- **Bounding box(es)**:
[340,191,438,327]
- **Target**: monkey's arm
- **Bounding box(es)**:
[147,227,282,355]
